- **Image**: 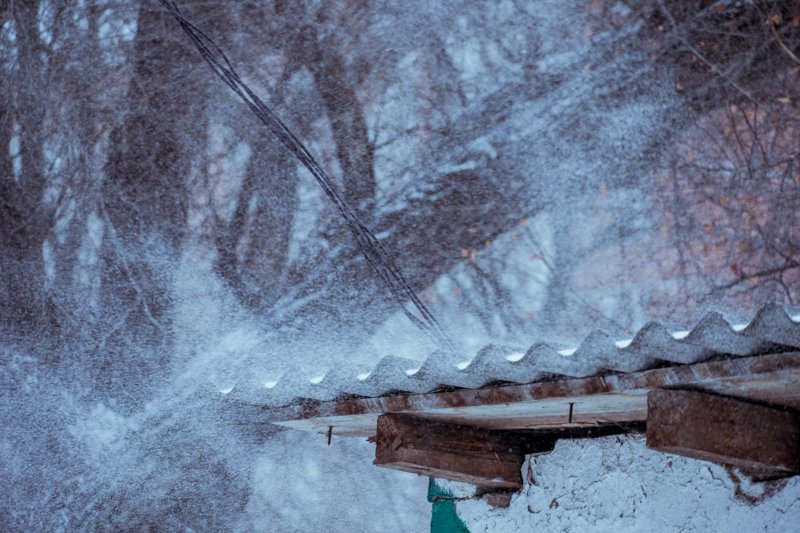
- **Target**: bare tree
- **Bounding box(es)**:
[1,0,799,529]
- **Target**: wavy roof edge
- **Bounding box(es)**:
[214,302,800,406]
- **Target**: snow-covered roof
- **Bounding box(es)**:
[219,303,800,407]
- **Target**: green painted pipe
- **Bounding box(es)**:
[428,478,470,533]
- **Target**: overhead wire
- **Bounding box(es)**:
[157,0,455,351]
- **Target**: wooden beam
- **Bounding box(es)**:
[646,389,800,475]
[269,352,800,436]
[373,414,556,489]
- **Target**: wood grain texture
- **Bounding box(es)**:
[373,414,557,489]
[646,389,800,474]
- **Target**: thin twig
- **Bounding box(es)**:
[768,20,800,65]
[657,0,757,104]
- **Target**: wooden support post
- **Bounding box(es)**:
[373,413,555,489]
[647,389,800,475]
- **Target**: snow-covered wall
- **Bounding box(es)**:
[454,435,800,532]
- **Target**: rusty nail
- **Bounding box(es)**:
[568,402,574,424]
[327,425,333,446]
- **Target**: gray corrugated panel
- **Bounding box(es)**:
[573,330,634,372]
[341,356,431,396]
[621,321,708,366]
[229,364,335,405]
[682,312,768,356]
[226,370,275,405]
[499,345,561,383]
[743,303,800,348]
[487,344,564,384]
[459,344,529,383]
[410,349,488,389]
[519,342,603,378]
[222,302,800,406]
[297,363,375,401]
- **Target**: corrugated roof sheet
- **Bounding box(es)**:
[220,303,800,406]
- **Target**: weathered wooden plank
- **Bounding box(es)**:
[646,389,800,474]
[269,352,800,436]
[373,414,556,489]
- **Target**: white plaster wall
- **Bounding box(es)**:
[455,434,800,532]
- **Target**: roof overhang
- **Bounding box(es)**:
[268,351,800,437]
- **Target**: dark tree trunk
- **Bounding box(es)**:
[286,23,376,213]
[98,4,207,401]
[104,5,201,247]
[213,129,298,312]
[0,1,58,348]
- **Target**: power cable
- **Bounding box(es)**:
[157,0,455,351]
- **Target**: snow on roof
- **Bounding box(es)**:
[220,303,800,407]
